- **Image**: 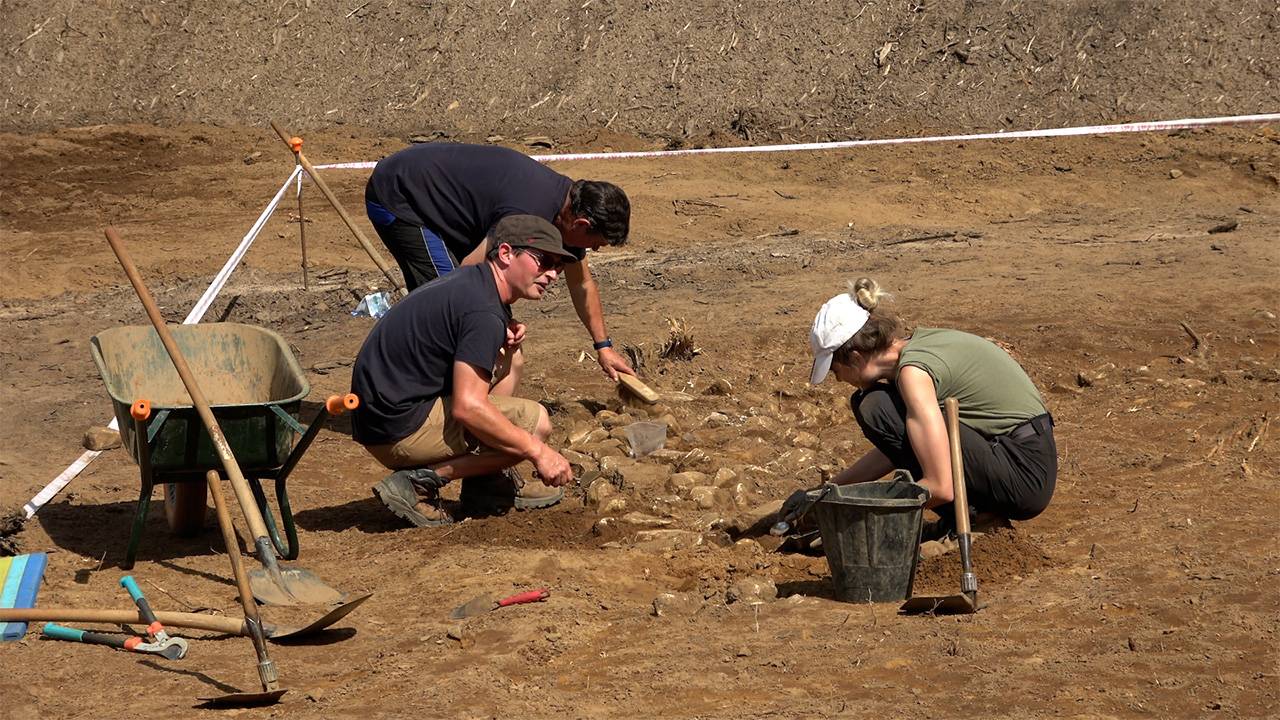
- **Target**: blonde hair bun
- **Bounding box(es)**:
[848,277,889,311]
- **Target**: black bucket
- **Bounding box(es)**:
[811,473,929,603]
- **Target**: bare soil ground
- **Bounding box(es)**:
[2,0,1279,717]
[1,121,1276,718]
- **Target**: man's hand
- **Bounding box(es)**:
[531,443,573,487]
[596,346,635,380]
[505,320,527,350]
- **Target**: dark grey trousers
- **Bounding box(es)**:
[851,386,1056,522]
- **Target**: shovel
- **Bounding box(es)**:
[899,397,981,616]
[450,588,549,620]
[104,227,344,607]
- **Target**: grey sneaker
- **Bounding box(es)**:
[372,469,452,527]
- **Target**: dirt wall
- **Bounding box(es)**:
[3,0,1277,141]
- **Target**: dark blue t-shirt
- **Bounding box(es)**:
[350,264,511,446]
[366,143,581,261]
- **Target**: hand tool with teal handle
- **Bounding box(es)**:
[41,622,185,659]
[120,575,189,659]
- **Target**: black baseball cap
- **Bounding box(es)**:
[492,215,577,261]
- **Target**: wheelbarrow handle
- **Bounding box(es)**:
[325,393,359,414]
[130,399,151,421]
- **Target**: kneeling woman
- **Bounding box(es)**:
[805,278,1056,527]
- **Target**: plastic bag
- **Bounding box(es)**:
[351,291,392,319]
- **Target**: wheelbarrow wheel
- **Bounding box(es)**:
[165,482,208,536]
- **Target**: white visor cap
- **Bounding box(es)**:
[809,293,869,384]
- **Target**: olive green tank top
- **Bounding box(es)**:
[896,328,1047,436]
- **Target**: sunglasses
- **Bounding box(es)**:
[520,248,565,272]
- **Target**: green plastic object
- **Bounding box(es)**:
[811,472,930,603]
[120,576,143,602]
[42,623,84,642]
[90,323,310,472]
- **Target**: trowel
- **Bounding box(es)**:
[450,588,549,620]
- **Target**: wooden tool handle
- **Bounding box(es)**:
[944,397,971,535]
[617,373,659,404]
[103,227,271,542]
[2,607,245,636]
[268,120,405,296]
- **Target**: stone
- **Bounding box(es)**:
[652,591,702,617]
[595,409,620,424]
[562,449,598,476]
[676,448,712,472]
[646,449,687,465]
[1049,382,1084,396]
[726,576,778,604]
[572,427,610,448]
[703,378,733,396]
[666,471,707,496]
[601,412,637,430]
[1169,168,1183,179]
[690,485,734,510]
[618,463,673,493]
[711,499,785,536]
[742,415,780,439]
[600,497,628,514]
[776,447,818,470]
[631,529,704,551]
[83,426,121,451]
[585,478,617,509]
[702,412,732,428]
[619,512,672,528]
[788,430,820,449]
[608,426,631,443]
[656,413,681,434]
[712,467,739,487]
[582,439,626,459]
[567,423,596,446]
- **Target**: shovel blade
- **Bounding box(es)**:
[899,593,980,616]
[449,595,496,620]
[265,593,373,641]
[197,689,287,707]
[249,565,345,606]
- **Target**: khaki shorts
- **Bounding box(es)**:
[365,395,543,470]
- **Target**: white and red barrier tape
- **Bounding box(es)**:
[314,113,1279,170]
[22,112,1278,517]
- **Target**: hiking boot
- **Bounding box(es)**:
[372,469,453,527]
[461,468,563,511]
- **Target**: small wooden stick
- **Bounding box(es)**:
[1179,321,1205,357]
[291,137,310,291]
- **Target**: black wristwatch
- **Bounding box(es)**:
[593,338,613,351]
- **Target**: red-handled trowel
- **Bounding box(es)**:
[450,589,550,620]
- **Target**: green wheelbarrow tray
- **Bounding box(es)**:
[91,323,327,568]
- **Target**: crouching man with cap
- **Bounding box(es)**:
[350,215,576,526]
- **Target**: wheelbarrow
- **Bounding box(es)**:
[90,322,352,569]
